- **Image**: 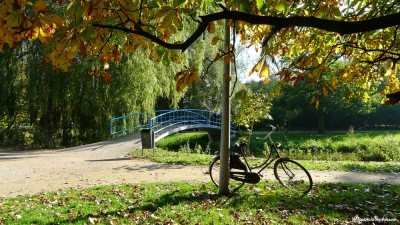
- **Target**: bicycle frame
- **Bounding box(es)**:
[210,124,313,194]
[237,125,284,175]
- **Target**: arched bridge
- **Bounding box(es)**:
[110,109,235,148]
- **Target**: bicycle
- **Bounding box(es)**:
[209,125,313,194]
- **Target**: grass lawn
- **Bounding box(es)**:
[1,131,399,224]
[1,182,399,224]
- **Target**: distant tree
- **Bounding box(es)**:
[0,41,184,147]
[248,61,378,133]
[180,29,224,111]
[0,44,27,142]
[232,88,272,154]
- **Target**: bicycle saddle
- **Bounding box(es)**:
[273,142,281,147]
[234,142,247,148]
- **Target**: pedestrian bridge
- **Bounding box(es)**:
[110,109,235,148]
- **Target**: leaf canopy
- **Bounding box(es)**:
[1,0,400,104]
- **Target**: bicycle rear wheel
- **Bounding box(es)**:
[273,158,313,194]
[209,156,248,193]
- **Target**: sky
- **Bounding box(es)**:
[235,44,263,83]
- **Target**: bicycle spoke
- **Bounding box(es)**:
[274,159,313,194]
[209,156,248,193]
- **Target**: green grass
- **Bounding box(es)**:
[1,182,399,224]
[155,131,400,162]
[2,131,399,224]
[130,148,400,172]
[155,131,220,153]
[131,148,212,165]
[249,131,400,162]
[132,131,400,173]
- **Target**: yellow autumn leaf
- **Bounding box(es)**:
[329,76,339,89]
[176,77,186,92]
[304,56,312,67]
[211,36,219,45]
[223,53,233,65]
[172,13,183,31]
[188,71,199,84]
[169,50,181,63]
[207,22,215,34]
[310,95,320,108]
[259,62,270,84]
[38,27,51,43]
[174,70,186,81]
[83,2,93,20]
[312,57,319,68]
[213,54,220,62]
[1,28,14,48]
[40,14,64,27]
[312,67,320,77]
[34,0,47,16]
[322,86,329,97]
[184,71,190,84]
[249,58,263,76]
[162,11,174,28]
[149,46,163,62]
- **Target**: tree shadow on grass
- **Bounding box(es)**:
[47,182,400,224]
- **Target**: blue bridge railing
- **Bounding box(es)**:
[110,110,170,135]
[110,109,235,146]
[150,109,225,141]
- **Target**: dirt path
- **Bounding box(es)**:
[1,132,399,198]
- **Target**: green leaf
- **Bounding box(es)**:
[162,52,171,66]
[147,0,161,8]
[66,0,84,20]
[275,0,288,13]
[80,26,96,42]
[6,11,22,28]
[173,0,187,8]
[256,0,264,10]
[239,0,250,12]
[156,46,167,58]
[256,0,268,13]
[234,88,250,103]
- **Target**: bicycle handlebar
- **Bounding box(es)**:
[255,125,276,140]
[268,124,276,131]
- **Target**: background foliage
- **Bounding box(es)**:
[1,1,400,148]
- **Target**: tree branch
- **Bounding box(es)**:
[93,10,400,51]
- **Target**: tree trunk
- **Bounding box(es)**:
[219,19,231,196]
[317,107,325,134]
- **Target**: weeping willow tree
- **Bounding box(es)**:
[0,41,184,148]
[0,43,28,145]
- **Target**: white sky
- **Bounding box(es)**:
[236,45,263,83]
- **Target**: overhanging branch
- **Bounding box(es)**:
[93,10,400,51]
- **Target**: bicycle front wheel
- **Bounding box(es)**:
[273,158,313,194]
[209,156,248,193]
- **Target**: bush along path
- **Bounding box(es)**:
[0,132,399,198]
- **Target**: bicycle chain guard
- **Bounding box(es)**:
[230,172,261,184]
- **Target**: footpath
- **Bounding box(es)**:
[0,132,399,198]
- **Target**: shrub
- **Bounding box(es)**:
[359,136,400,162]
[0,126,33,148]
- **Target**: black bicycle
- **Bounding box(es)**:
[209,125,313,194]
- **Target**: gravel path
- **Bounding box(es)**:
[0,132,399,198]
